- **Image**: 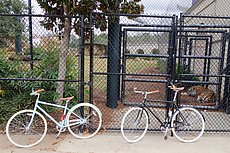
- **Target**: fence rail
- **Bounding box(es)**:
[0,12,230,133]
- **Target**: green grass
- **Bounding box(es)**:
[85,56,158,91]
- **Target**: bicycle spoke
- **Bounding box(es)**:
[172,108,205,143]
[121,108,148,143]
[67,103,102,139]
[6,110,47,148]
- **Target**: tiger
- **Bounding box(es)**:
[186,85,215,103]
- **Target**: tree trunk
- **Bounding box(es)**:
[56,12,71,103]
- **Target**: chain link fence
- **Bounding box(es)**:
[1,0,230,134]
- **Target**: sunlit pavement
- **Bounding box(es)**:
[1,133,230,153]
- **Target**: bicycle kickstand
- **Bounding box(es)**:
[56,130,61,139]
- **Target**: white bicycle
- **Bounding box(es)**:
[6,89,102,148]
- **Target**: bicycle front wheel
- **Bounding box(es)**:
[67,103,102,139]
[6,109,47,148]
[171,107,205,143]
[121,107,148,143]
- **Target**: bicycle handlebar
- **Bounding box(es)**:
[133,82,184,95]
[168,85,184,91]
[30,89,45,96]
[134,88,160,95]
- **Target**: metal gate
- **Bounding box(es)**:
[90,13,230,132]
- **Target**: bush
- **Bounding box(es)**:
[0,47,79,123]
[175,64,200,89]
[125,49,130,54]
[137,48,144,54]
[151,48,159,54]
[24,47,45,55]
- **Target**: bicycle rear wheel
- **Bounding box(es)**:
[171,107,205,143]
[6,109,47,148]
[121,107,148,143]
[67,103,102,139]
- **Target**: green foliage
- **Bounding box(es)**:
[156,59,167,73]
[0,93,35,124]
[0,47,79,123]
[24,47,45,55]
[37,0,144,37]
[120,0,144,16]
[151,48,159,54]
[137,48,144,54]
[175,64,200,88]
[0,0,27,46]
[125,49,131,54]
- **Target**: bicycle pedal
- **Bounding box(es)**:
[164,136,168,140]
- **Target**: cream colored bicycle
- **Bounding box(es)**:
[6,89,102,148]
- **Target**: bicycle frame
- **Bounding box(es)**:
[27,94,83,129]
[138,89,181,129]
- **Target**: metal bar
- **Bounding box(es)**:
[177,13,184,82]
[182,33,188,71]
[92,12,175,19]
[180,80,221,85]
[28,0,33,70]
[180,29,227,33]
[188,37,193,75]
[124,28,172,33]
[184,35,213,38]
[80,15,85,104]
[123,102,170,107]
[121,30,127,103]
[124,78,168,83]
[93,72,169,77]
[206,36,213,83]
[0,13,79,18]
[125,54,169,58]
[177,55,222,59]
[180,74,230,77]
[223,34,230,109]
[89,12,94,104]
[190,37,210,41]
[203,39,209,82]
[121,24,172,28]
[118,24,122,101]
[182,14,230,19]
[217,32,227,107]
[0,78,81,82]
[180,25,230,29]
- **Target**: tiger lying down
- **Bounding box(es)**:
[182,85,215,103]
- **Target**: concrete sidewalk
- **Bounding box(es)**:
[0,133,230,153]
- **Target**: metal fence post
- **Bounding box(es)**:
[80,15,85,104]
[107,15,120,109]
[28,0,33,70]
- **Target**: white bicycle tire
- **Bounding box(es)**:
[6,109,47,148]
[66,103,102,139]
[171,107,205,143]
[121,107,149,143]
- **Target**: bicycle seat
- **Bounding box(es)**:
[59,96,74,101]
[35,89,45,93]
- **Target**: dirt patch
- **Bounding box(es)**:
[92,65,217,129]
